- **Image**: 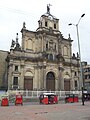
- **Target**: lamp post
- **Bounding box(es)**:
[68,14,85,105]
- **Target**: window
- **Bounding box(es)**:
[45,21,48,27]
[54,44,56,50]
[15,66,18,71]
[75,81,77,88]
[88,75,90,79]
[84,69,87,73]
[46,72,55,80]
[46,43,48,50]
[13,77,18,85]
[54,23,56,29]
[74,72,77,76]
[85,75,87,79]
[88,68,90,72]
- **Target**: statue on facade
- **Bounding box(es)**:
[68,33,71,40]
[47,4,51,14]
[15,42,21,50]
[77,52,79,58]
[11,39,15,48]
[15,33,21,50]
[10,33,21,50]
[23,22,26,29]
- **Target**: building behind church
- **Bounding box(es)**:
[0,6,83,91]
[0,50,8,90]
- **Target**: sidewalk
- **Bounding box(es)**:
[0,101,90,120]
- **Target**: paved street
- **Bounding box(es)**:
[0,101,90,120]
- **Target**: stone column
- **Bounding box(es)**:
[34,66,38,90]
[20,64,24,89]
[8,63,13,90]
[38,66,42,90]
[39,67,44,90]
[43,66,46,90]
[58,66,64,90]
[71,79,74,90]
[61,78,64,90]
[55,77,58,90]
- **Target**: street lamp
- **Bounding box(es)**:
[68,13,85,105]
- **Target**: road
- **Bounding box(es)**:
[0,101,90,120]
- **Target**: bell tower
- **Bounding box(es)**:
[37,4,59,34]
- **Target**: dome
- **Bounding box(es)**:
[41,4,58,20]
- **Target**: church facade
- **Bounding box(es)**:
[7,6,80,91]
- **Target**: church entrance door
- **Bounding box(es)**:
[64,79,70,91]
[24,77,33,90]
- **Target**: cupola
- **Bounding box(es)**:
[37,4,59,33]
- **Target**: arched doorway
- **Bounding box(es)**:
[46,72,55,91]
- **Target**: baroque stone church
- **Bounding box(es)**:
[6,5,80,91]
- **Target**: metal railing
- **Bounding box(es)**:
[8,90,82,99]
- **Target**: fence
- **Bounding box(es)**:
[8,90,82,99]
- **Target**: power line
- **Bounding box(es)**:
[0,6,34,16]
[0,6,90,34]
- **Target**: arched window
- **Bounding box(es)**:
[46,72,55,80]
[54,23,56,29]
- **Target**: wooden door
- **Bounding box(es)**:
[24,77,33,90]
[64,79,70,91]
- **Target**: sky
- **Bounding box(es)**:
[0,0,90,63]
